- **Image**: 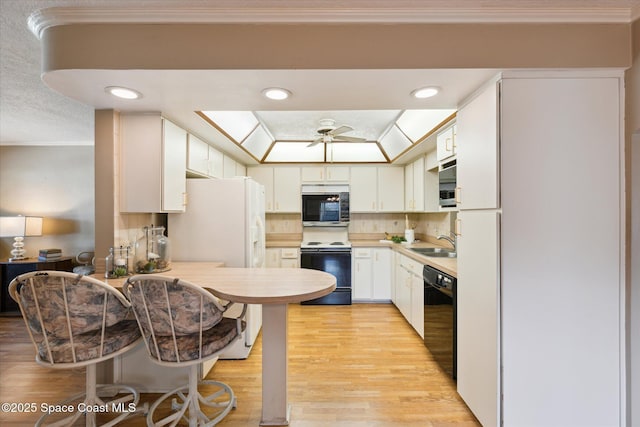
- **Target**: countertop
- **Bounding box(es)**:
[265,237,457,277]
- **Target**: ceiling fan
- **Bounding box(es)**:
[307,119,366,147]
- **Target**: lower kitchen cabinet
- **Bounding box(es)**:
[266,247,299,268]
[352,247,391,302]
[394,253,424,337]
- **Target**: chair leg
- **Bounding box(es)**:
[35,364,142,427]
[147,364,236,427]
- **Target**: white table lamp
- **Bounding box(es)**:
[0,216,43,261]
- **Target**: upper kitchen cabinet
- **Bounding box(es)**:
[301,165,349,183]
[187,133,223,178]
[350,166,404,212]
[223,155,246,178]
[247,166,301,213]
[436,124,457,162]
[404,157,425,212]
[455,81,499,210]
[120,114,187,213]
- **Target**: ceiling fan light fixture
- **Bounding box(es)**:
[411,86,440,99]
[105,86,142,100]
[262,87,291,101]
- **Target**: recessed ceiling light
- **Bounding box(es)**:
[262,87,291,100]
[411,87,440,99]
[105,86,142,100]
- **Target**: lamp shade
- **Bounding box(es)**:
[0,216,43,237]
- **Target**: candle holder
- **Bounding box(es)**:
[105,246,131,278]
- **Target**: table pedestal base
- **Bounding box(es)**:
[260,303,290,426]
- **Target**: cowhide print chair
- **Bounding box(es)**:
[123,274,246,427]
[9,270,143,427]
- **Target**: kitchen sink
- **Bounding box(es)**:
[410,247,457,258]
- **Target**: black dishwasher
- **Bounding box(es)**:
[423,265,457,380]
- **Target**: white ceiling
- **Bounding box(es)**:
[1,0,638,164]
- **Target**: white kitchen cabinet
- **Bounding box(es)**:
[352,248,373,301]
[248,166,301,213]
[436,123,457,162]
[377,167,404,212]
[266,247,299,268]
[187,134,224,178]
[456,83,499,210]
[223,155,246,178]
[394,253,424,336]
[120,114,187,213]
[350,167,378,211]
[410,271,424,338]
[186,133,209,176]
[404,157,425,211]
[207,146,224,178]
[455,72,624,427]
[350,166,404,212]
[352,247,392,302]
[456,210,500,427]
[301,165,349,183]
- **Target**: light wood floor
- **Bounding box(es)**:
[0,304,480,426]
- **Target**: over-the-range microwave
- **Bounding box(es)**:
[439,159,457,208]
[301,184,350,227]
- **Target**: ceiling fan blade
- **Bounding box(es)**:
[307,140,321,147]
[333,135,367,142]
[330,125,354,136]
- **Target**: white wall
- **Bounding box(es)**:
[0,146,95,260]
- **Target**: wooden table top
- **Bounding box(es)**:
[96,262,336,305]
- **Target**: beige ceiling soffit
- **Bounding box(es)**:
[28,6,636,39]
[195,111,262,164]
[0,140,94,146]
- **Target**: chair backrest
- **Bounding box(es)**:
[9,271,139,367]
[124,275,241,366]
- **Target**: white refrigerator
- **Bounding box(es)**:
[168,177,265,359]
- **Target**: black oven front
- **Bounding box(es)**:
[300,247,352,305]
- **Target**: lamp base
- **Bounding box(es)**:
[10,237,26,261]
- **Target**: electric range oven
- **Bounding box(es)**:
[300,241,352,305]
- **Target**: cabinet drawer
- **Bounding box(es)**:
[399,254,422,276]
[280,248,299,259]
[353,248,372,258]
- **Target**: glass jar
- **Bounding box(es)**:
[134,226,171,273]
[105,246,131,278]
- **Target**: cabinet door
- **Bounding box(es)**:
[352,251,373,301]
[223,155,237,178]
[350,167,378,212]
[207,146,223,178]
[120,114,163,212]
[273,167,300,212]
[326,166,349,182]
[404,163,414,211]
[412,157,425,211]
[410,272,424,338]
[456,82,499,210]
[162,119,187,212]
[265,248,280,267]
[436,125,456,161]
[248,167,274,212]
[301,166,324,182]
[371,248,391,300]
[187,133,209,175]
[456,210,500,427]
[377,168,404,212]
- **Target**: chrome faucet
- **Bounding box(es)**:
[437,234,456,252]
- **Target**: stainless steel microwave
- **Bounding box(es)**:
[301,185,350,226]
[438,160,457,208]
